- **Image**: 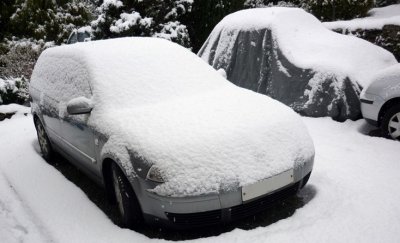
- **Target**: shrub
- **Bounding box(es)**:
[9,0,93,44]
[0,77,29,105]
[375,0,400,7]
[182,0,245,52]
[0,39,52,79]
[244,0,300,8]
[303,0,375,21]
[90,0,192,47]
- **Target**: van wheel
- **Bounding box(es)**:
[34,118,54,161]
[111,163,143,228]
[381,104,400,141]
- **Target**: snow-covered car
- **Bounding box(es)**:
[360,64,400,140]
[29,37,315,228]
[198,7,397,121]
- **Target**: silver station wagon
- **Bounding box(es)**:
[30,37,315,229]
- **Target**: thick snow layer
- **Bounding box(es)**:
[362,63,400,98]
[32,38,315,197]
[370,63,400,87]
[0,104,30,114]
[324,4,400,31]
[1,114,400,242]
[200,7,397,88]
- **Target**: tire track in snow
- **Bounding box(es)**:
[0,170,54,243]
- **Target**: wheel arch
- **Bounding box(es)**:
[102,157,117,204]
[101,155,140,204]
[33,113,40,125]
[378,97,400,126]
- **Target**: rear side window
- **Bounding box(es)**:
[31,56,92,102]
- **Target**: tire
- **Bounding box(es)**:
[34,118,54,161]
[111,163,143,228]
[381,104,400,141]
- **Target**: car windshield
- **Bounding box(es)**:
[80,38,230,110]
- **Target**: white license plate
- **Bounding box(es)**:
[241,169,294,202]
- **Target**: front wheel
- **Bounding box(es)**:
[34,118,54,161]
[111,163,143,229]
[381,104,400,141]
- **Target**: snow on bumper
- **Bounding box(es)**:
[134,156,313,227]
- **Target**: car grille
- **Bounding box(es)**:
[165,209,222,227]
[165,173,310,228]
[230,181,300,221]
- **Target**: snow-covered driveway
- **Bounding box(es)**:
[0,113,399,243]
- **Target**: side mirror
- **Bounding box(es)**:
[67,97,93,115]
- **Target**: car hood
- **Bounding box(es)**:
[92,86,315,197]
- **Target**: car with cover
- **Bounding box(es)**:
[30,37,315,228]
[198,7,397,121]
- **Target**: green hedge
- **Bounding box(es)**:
[305,0,375,21]
[0,77,29,105]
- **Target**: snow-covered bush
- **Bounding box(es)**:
[244,0,299,8]
[154,21,191,48]
[245,0,375,21]
[0,39,53,104]
[331,25,400,62]
[376,0,400,7]
[90,0,192,47]
[9,0,93,44]
[182,0,245,51]
[325,4,400,61]
[304,0,375,21]
[0,77,29,105]
[0,39,52,80]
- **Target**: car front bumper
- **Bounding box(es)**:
[130,157,314,228]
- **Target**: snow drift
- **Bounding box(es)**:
[32,37,314,197]
[198,7,398,121]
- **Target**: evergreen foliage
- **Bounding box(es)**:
[304,0,375,21]
[182,0,245,52]
[376,0,400,7]
[90,0,192,47]
[9,0,93,44]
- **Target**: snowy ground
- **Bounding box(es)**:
[1,111,400,243]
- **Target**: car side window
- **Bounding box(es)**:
[34,56,92,103]
[61,60,92,102]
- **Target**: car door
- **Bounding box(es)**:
[56,58,97,174]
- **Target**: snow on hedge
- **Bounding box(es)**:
[31,38,314,197]
[324,4,400,31]
[0,77,29,105]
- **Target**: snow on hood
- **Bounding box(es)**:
[363,63,400,97]
[37,38,314,197]
[101,87,314,197]
[199,7,397,88]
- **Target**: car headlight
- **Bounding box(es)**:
[146,165,165,183]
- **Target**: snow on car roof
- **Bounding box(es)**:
[33,37,315,197]
[201,7,397,88]
[37,37,230,109]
